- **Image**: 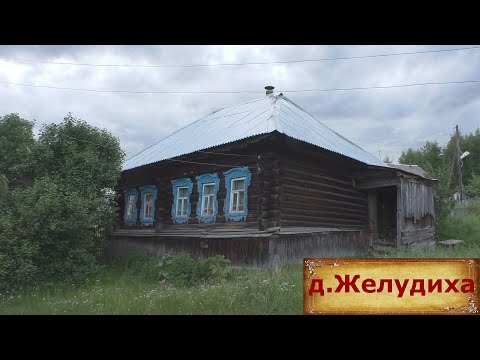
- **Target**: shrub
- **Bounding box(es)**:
[121,253,160,282]
[0,113,125,290]
[158,253,231,286]
[436,214,480,245]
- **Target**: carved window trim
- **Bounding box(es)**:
[139,185,158,226]
[123,188,138,226]
[196,173,220,223]
[223,167,251,222]
[171,178,193,224]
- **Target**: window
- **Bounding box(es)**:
[202,184,215,215]
[223,167,251,222]
[144,193,153,218]
[171,178,193,224]
[196,173,220,223]
[176,187,189,216]
[230,178,245,213]
[123,189,138,226]
[139,185,158,226]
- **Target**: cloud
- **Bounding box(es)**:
[1,45,480,163]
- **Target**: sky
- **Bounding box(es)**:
[1,45,479,163]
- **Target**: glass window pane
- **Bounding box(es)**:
[238,191,244,207]
[206,196,213,215]
[182,199,187,216]
[207,199,213,215]
[145,193,153,202]
[204,184,214,195]
[145,203,151,218]
[177,198,182,216]
[128,195,135,204]
[233,179,245,191]
[232,193,238,212]
[202,196,208,215]
[207,195,214,210]
[178,187,188,198]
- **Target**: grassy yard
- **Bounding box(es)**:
[0,245,478,315]
[1,213,479,315]
[0,261,303,315]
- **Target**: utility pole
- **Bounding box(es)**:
[455,125,464,201]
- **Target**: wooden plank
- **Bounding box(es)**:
[283,184,367,205]
[396,182,402,248]
[204,233,272,238]
[281,219,367,229]
[356,178,399,189]
[438,240,463,248]
[279,200,367,216]
[281,175,363,196]
[281,213,366,225]
[401,227,435,237]
[368,191,377,234]
[279,226,342,234]
[283,192,367,210]
[401,232,435,245]
[280,167,353,187]
[282,207,367,220]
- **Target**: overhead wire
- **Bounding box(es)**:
[1,79,480,94]
[0,46,478,68]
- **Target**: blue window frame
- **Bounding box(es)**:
[223,167,252,222]
[123,188,138,226]
[171,178,193,224]
[139,185,158,226]
[196,173,220,223]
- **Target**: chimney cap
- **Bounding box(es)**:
[265,85,275,95]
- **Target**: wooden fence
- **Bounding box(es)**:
[450,199,480,217]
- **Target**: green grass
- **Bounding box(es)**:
[436,214,480,245]
[371,244,480,258]
[0,261,303,315]
[1,212,479,315]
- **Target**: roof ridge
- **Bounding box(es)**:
[124,95,270,164]
[123,92,388,171]
[279,95,381,160]
[270,94,283,133]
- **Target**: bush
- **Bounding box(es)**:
[158,253,231,286]
[0,113,125,291]
[436,214,480,245]
[120,253,160,282]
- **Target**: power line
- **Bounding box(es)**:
[2,79,480,94]
[0,46,478,68]
[0,81,259,94]
[160,158,258,170]
[283,80,480,92]
[39,125,255,167]
[197,150,258,158]
[60,133,118,150]
[36,127,120,150]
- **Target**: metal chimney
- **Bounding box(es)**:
[265,86,274,95]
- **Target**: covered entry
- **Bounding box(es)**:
[357,167,437,250]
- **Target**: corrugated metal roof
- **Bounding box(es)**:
[388,163,435,180]
[123,93,388,171]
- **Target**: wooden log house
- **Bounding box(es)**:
[110,86,438,265]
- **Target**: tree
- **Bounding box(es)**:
[465,174,480,197]
[398,141,443,179]
[0,113,36,189]
[383,155,393,163]
[398,147,424,166]
[399,140,451,220]
[0,113,125,289]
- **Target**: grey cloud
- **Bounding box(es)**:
[1,45,479,164]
